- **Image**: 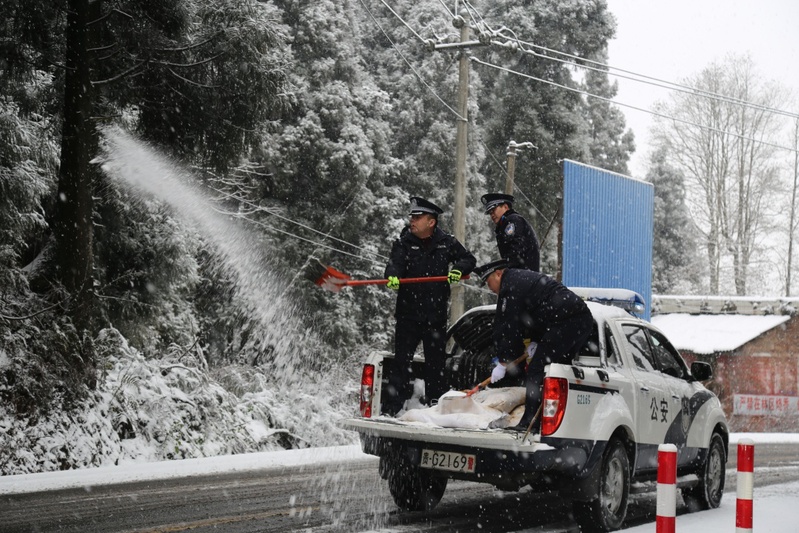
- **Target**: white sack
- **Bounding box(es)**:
[399,387,525,429]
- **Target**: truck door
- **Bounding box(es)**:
[645,327,702,468]
[619,323,675,473]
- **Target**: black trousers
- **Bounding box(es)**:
[521,311,594,428]
[384,317,447,415]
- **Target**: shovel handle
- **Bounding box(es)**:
[343,274,470,287]
[464,377,491,397]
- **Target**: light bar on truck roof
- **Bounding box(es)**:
[569,287,646,316]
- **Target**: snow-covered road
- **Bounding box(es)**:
[2,433,799,532]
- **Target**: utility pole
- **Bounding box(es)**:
[787,118,799,296]
[504,141,536,195]
[450,12,470,322]
[430,11,486,323]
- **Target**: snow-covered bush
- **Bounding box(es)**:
[0,326,358,475]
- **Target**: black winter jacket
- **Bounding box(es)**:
[495,209,540,272]
[493,269,590,362]
[384,226,476,324]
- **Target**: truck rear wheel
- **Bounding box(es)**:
[572,438,630,532]
[386,454,448,511]
[683,432,726,511]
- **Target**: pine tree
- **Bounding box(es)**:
[579,48,635,175]
[474,0,619,268]
[648,147,703,294]
[0,0,295,408]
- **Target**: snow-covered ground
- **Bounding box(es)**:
[2,433,799,531]
[628,480,799,533]
[0,444,370,495]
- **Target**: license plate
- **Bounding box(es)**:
[420,449,476,473]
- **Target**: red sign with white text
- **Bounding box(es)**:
[734,394,799,416]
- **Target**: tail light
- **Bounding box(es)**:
[541,377,569,436]
[359,364,375,418]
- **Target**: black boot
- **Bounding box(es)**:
[509,371,543,432]
[382,384,406,417]
[509,415,541,434]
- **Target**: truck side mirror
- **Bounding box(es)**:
[691,361,713,381]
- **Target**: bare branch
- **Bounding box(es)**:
[0,301,63,323]
[97,48,122,63]
[167,68,220,89]
[151,32,223,53]
[88,42,117,53]
[91,60,147,86]
[154,53,225,69]
[87,8,133,27]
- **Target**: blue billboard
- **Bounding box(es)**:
[561,160,654,320]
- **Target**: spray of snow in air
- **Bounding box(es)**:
[98,126,308,383]
[94,127,367,514]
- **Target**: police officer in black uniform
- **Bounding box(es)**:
[475,261,592,432]
[481,193,540,272]
[383,197,476,416]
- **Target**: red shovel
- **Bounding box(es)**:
[307,260,469,293]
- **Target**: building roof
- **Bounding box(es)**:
[653,295,799,315]
[650,313,791,355]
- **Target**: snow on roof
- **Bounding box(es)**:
[653,294,799,315]
[651,313,791,354]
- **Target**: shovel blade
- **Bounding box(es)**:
[319,275,350,293]
[312,261,352,293]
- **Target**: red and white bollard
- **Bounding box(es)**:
[736,439,754,533]
[656,443,678,533]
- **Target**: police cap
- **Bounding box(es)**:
[481,193,514,214]
[409,196,443,217]
[473,258,511,283]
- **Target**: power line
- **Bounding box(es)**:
[435,0,453,17]
[202,181,389,262]
[372,0,426,43]
[212,202,490,293]
[212,204,387,266]
[459,1,798,120]
[470,56,799,155]
[357,0,464,121]
[484,28,799,122]
[372,1,798,148]
[461,0,487,28]
[218,190,388,260]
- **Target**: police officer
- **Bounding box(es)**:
[481,193,540,272]
[383,197,476,416]
[475,260,592,432]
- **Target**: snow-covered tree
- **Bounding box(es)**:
[783,116,799,296]
[473,0,619,271]
[647,147,703,294]
[578,48,635,175]
[651,54,787,295]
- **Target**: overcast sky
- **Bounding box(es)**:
[606,0,799,177]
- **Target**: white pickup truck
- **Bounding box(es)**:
[340,289,729,532]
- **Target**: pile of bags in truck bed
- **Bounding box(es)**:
[398,387,525,429]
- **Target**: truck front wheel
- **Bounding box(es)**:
[385,454,448,511]
[683,432,726,511]
[572,438,630,532]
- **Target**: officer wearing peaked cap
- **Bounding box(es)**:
[409,196,444,216]
[383,196,476,416]
[478,263,592,434]
[481,193,540,272]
